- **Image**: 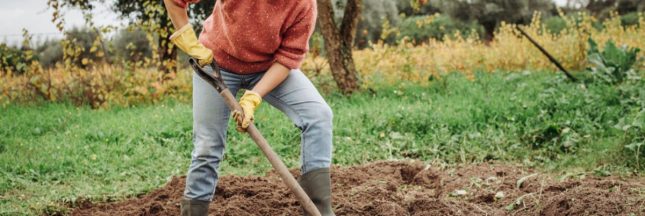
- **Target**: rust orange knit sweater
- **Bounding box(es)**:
[173,0,317,74]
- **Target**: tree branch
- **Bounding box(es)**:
[339,0,362,45]
[317,0,340,41]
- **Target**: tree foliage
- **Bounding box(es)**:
[332,0,443,47]
[432,0,554,40]
[63,27,107,67]
[396,0,440,16]
[398,15,484,44]
[53,0,214,73]
[112,27,153,64]
[353,0,400,47]
[111,0,213,30]
[584,0,645,18]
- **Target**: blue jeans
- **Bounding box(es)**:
[184,66,333,201]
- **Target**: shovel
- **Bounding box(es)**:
[189,58,322,216]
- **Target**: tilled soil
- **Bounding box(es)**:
[71,160,645,216]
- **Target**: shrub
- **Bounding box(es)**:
[0,65,191,108]
[621,12,640,27]
[35,39,63,68]
[0,44,32,74]
[112,27,152,64]
[587,38,642,84]
[544,16,567,35]
[398,14,483,44]
[64,27,109,67]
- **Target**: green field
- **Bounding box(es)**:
[1,71,643,215]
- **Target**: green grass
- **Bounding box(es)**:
[1,71,643,215]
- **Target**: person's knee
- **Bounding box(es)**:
[192,135,225,162]
[312,102,333,126]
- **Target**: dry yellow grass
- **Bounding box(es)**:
[0,65,191,108]
[2,12,644,106]
[303,12,645,87]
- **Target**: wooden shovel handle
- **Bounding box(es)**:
[191,59,321,216]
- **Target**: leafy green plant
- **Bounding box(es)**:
[618,116,644,170]
[0,44,32,74]
[620,12,640,27]
[587,38,642,84]
[543,16,567,35]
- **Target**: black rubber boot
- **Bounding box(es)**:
[299,168,335,216]
[180,198,209,216]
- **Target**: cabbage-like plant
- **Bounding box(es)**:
[587,38,642,84]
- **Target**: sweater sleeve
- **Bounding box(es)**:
[171,0,200,8]
[274,4,317,70]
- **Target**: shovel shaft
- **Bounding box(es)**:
[218,89,321,216]
[516,26,578,82]
[190,58,321,216]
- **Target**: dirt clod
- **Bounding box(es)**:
[70,160,645,216]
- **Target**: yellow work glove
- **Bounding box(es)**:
[232,90,262,132]
[170,24,213,67]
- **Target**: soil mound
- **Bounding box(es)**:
[70,160,644,216]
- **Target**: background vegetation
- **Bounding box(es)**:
[2,12,643,107]
[0,0,644,215]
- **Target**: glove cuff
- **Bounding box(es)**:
[170,24,193,40]
[170,24,213,66]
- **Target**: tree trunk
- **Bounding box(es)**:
[481,20,496,42]
[317,0,361,95]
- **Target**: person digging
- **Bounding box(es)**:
[163,0,335,215]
